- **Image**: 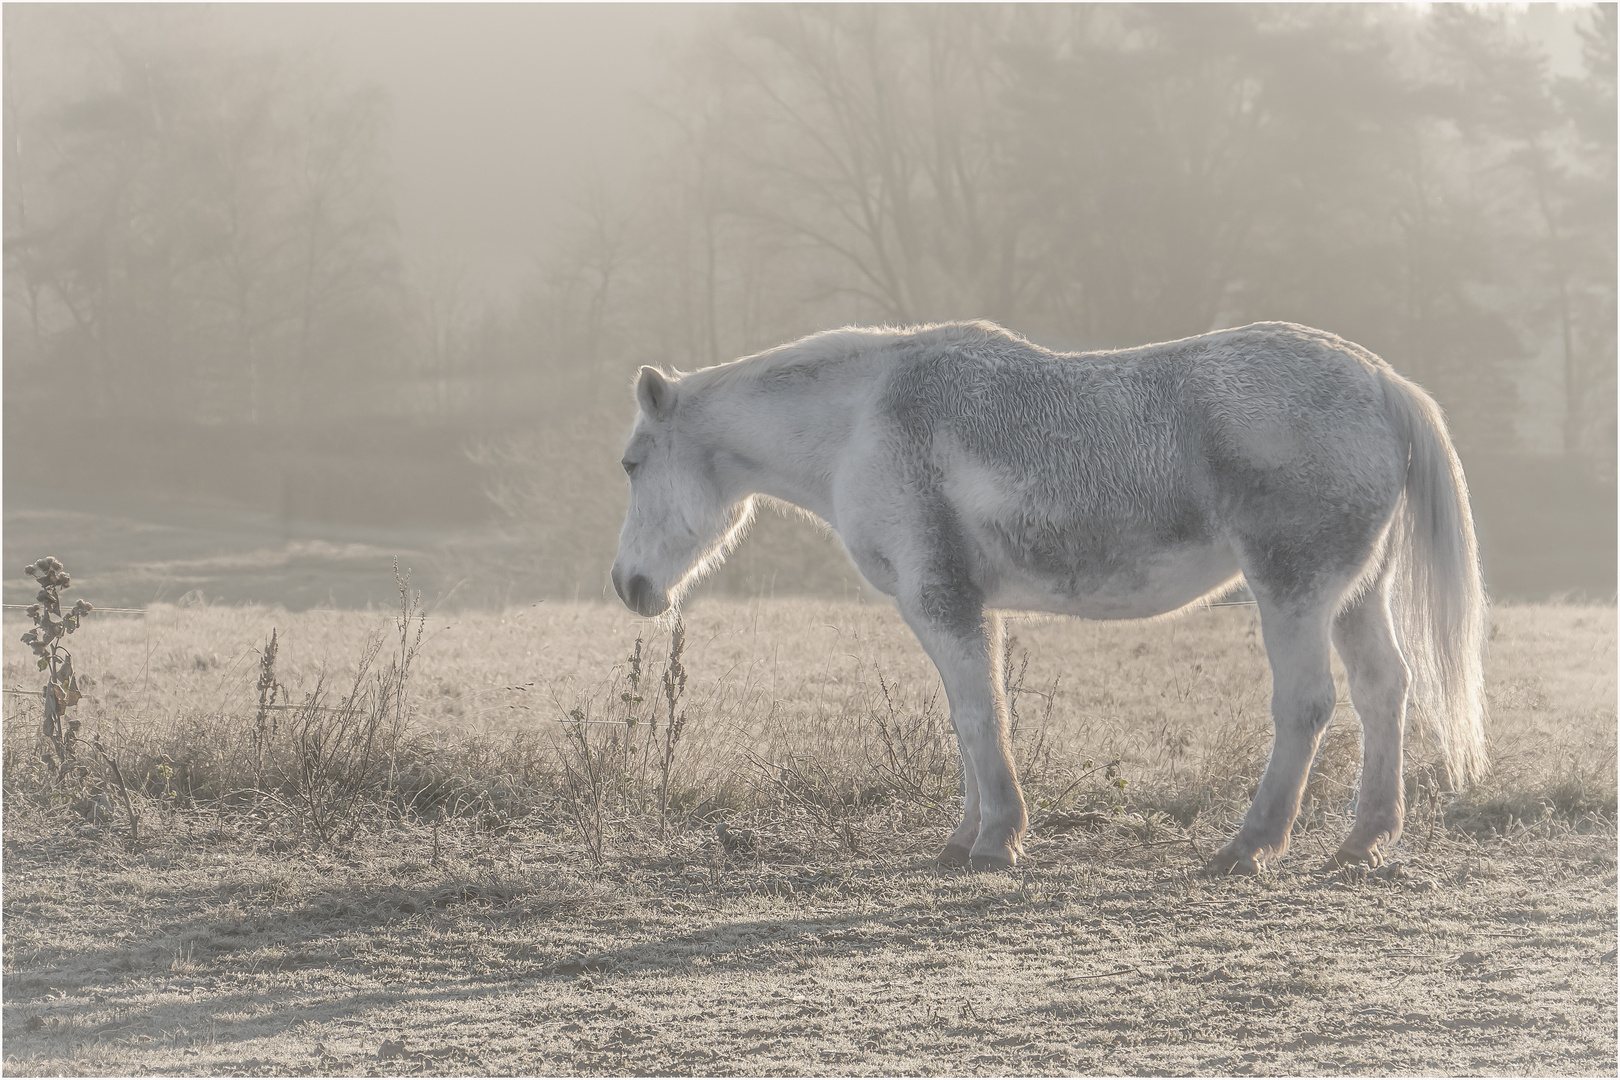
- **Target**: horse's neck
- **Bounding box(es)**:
[699,373,862,525]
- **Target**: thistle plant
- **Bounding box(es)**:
[18,556,93,765]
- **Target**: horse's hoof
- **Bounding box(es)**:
[1200,850,1263,877]
[936,842,972,868]
[969,852,1015,873]
[1320,843,1383,872]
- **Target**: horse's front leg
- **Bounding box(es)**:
[899,591,1027,870]
[937,753,982,867]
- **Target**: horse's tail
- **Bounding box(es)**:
[1379,370,1488,788]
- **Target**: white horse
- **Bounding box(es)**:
[610,321,1486,873]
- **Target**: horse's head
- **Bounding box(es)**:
[611,366,753,617]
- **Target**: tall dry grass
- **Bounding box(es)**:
[3,590,1613,862]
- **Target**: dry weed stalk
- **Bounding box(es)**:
[625,636,649,798]
[865,668,956,824]
[557,710,616,867]
[655,616,688,839]
[1003,634,1061,792]
[555,618,693,862]
[253,628,282,793]
[748,744,868,854]
[291,565,424,845]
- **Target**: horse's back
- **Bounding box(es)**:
[878,320,1402,496]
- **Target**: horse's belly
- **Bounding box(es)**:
[980,535,1241,620]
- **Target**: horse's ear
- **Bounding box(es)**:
[636,366,675,419]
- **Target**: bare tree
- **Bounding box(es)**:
[4,9,408,427]
[701,4,1030,325]
[285,75,402,420]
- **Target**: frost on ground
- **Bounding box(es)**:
[2,599,1615,1075]
[1,828,1615,1076]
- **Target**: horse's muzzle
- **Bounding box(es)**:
[613,568,669,618]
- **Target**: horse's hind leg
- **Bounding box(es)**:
[1325,576,1410,868]
[1204,599,1337,875]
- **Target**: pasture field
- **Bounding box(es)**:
[2,596,1616,1076]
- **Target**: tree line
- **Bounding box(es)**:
[5,4,1614,468]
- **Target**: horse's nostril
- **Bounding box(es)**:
[627,574,655,614]
[611,567,627,605]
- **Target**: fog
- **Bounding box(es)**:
[4,3,1614,610]
[212,3,701,298]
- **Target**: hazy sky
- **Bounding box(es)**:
[216,3,713,299]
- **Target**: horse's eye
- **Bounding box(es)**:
[622,460,638,477]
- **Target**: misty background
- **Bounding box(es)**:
[4,3,1614,612]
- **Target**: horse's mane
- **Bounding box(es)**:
[677,320,1026,394]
